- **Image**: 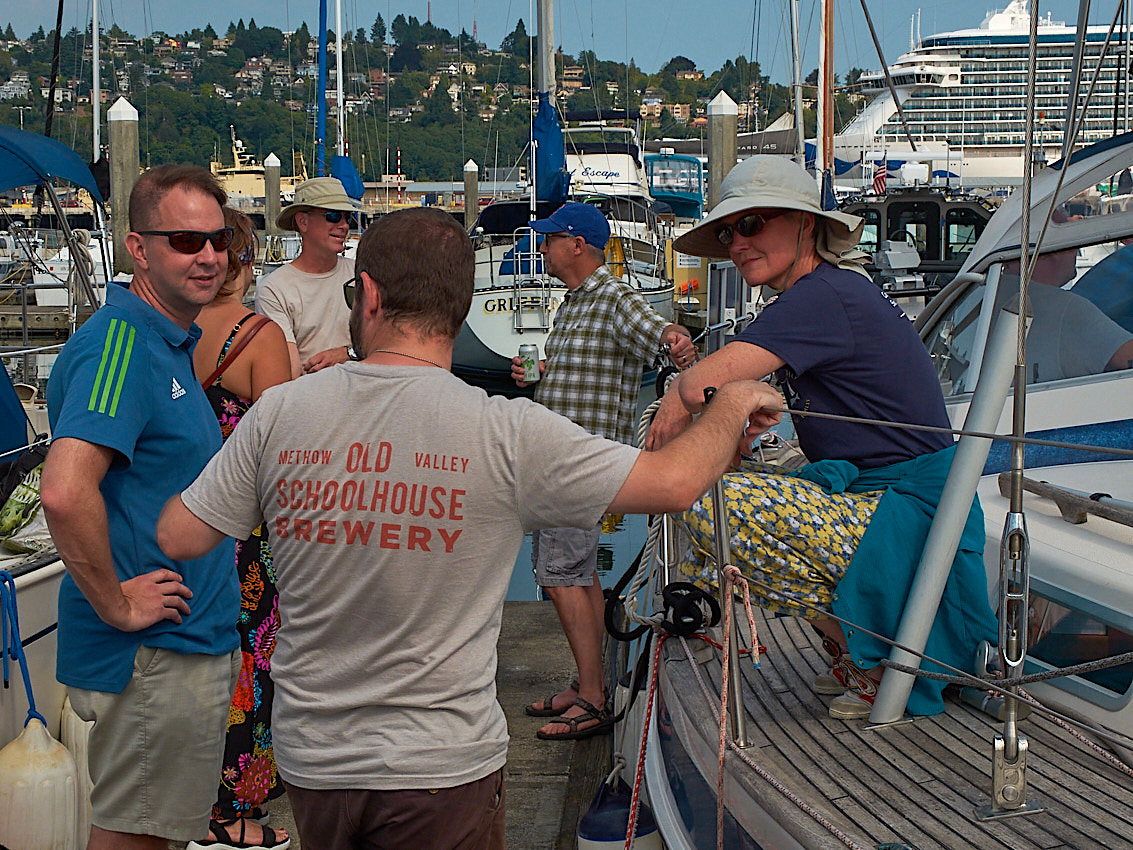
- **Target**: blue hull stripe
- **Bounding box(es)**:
[983,417,1133,475]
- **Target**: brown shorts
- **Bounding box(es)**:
[284,767,506,850]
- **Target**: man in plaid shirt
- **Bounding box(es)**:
[511,202,695,739]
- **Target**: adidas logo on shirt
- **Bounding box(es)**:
[171,377,186,400]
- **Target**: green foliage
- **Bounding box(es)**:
[501,19,530,58]
[0,12,871,180]
[233,23,283,58]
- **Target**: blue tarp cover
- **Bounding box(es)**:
[533,92,569,206]
[330,154,365,200]
[0,126,103,201]
[0,372,34,458]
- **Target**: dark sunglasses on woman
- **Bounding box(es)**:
[137,227,235,254]
[714,210,789,247]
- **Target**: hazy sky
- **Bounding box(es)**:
[4,1,1122,82]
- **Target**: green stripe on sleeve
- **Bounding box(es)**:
[87,318,118,411]
[107,326,135,418]
[97,321,128,414]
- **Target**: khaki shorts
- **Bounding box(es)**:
[533,524,601,588]
[69,646,240,840]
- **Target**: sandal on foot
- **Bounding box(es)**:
[187,817,291,850]
[827,660,880,721]
[525,679,580,717]
[536,697,614,741]
[813,638,851,695]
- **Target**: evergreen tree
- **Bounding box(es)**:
[501,19,529,57]
[390,42,423,72]
[371,14,386,45]
[391,14,410,46]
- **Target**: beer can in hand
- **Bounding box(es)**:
[519,344,540,383]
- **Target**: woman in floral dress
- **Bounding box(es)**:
[189,208,292,850]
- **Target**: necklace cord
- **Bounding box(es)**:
[366,349,445,369]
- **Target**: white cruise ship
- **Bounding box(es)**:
[837,0,1133,187]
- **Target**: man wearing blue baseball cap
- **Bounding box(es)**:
[511,201,696,740]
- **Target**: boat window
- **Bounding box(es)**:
[888,202,940,260]
[924,280,985,395]
[585,196,656,230]
[856,209,881,256]
[944,209,987,262]
[926,243,1133,395]
[1028,592,1133,697]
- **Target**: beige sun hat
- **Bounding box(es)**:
[277,177,362,231]
[673,156,865,265]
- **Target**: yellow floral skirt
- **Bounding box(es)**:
[677,463,882,618]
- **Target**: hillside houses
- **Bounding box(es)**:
[0,19,776,162]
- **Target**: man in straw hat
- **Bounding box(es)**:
[156,206,783,850]
[647,155,997,721]
[256,176,359,377]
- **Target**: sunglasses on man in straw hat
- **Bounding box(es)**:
[277,177,360,231]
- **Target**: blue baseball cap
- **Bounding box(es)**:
[530,202,611,249]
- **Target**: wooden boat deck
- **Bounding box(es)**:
[660,608,1133,849]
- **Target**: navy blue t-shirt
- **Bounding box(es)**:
[734,263,952,468]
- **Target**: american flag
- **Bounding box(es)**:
[872,163,887,194]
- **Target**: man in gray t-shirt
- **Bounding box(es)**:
[158,208,781,850]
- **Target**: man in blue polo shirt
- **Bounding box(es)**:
[41,164,242,850]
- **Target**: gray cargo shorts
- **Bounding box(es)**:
[532,524,601,588]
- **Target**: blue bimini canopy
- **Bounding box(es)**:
[0,126,103,201]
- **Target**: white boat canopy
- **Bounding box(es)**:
[959,132,1133,275]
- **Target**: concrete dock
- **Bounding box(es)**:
[173,600,611,849]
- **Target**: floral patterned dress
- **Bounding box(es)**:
[205,313,284,819]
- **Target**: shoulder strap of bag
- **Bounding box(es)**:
[200,315,273,391]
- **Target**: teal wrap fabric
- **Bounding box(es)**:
[792,444,999,715]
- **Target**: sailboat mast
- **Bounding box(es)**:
[537,0,556,95]
[336,0,346,158]
[92,0,100,159]
[531,0,556,215]
[818,0,834,185]
[317,0,328,176]
[789,0,805,165]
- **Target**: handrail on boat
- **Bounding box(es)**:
[998,473,1133,528]
[870,306,1022,723]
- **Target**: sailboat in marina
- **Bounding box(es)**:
[452,0,675,393]
[608,5,1133,848]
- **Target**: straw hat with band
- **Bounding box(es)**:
[277,177,361,231]
[673,156,868,274]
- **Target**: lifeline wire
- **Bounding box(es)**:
[768,405,1133,459]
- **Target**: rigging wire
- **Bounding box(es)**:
[765,404,1133,459]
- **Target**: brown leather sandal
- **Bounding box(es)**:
[525,678,580,717]
[535,696,614,741]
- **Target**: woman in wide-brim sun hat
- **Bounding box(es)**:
[673,154,865,268]
[650,154,998,723]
